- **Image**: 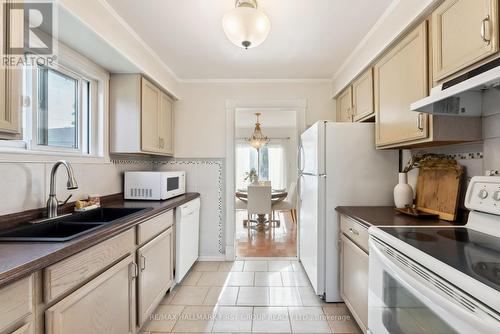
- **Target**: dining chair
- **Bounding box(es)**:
[272,182,298,223]
[246,184,272,228]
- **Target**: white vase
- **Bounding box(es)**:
[394,173,414,208]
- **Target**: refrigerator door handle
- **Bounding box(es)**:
[298,175,304,202]
[298,140,305,174]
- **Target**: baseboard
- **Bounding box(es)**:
[225,245,235,261]
[197,255,227,261]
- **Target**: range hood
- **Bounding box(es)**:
[411,58,500,116]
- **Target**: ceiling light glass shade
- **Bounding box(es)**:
[222,4,271,49]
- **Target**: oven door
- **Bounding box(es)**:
[368,237,500,334]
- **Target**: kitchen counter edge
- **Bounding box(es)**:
[335,206,465,229]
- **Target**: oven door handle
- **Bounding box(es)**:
[371,242,500,333]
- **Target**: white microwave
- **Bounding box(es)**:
[124,171,186,200]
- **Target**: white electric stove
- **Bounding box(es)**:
[368,176,500,334]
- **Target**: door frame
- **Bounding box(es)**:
[225,99,307,260]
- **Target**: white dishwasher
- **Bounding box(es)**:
[175,198,200,283]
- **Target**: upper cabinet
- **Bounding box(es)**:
[110,74,174,156]
[374,23,429,147]
[432,0,499,81]
[336,69,375,123]
[0,2,22,140]
[336,87,352,122]
[352,69,374,122]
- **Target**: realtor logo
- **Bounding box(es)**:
[4,1,53,55]
[2,1,57,67]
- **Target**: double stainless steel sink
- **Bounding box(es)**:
[0,207,150,242]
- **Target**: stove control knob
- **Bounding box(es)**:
[478,189,489,200]
[494,191,500,202]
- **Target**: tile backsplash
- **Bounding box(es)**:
[0,159,149,216]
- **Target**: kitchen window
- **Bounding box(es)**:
[35,66,89,152]
[0,43,108,160]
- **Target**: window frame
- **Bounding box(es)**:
[27,62,88,155]
[0,40,110,163]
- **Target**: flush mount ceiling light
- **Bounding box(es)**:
[222,0,271,49]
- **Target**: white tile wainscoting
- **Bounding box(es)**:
[0,160,145,216]
[154,159,225,259]
[140,260,361,334]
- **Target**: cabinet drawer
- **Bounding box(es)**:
[340,216,369,253]
[0,276,33,333]
[43,229,135,303]
[10,322,33,334]
[137,210,173,245]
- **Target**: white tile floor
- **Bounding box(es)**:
[141,260,362,333]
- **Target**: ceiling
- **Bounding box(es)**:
[104,0,393,80]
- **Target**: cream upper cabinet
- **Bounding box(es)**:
[374,22,429,148]
[0,2,22,140]
[432,0,499,81]
[110,74,175,156]
[159,92,174,155]
[336,87,353,122]
[352,69,374,122]
[141,77,161,153]
[45,255,136,334]
[137,228,173,327]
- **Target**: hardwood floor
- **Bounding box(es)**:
[236,211,297,257]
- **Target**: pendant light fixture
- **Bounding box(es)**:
[247,112,269,178]
[222,0,271,49]
[247,112,270,149]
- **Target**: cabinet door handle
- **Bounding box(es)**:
[481,15,491,45]
[129,262,139,278]
[349,227,359,236]
[416,113,425,131]
[139,255,146,271]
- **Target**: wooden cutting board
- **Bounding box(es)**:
[415,159,464,221]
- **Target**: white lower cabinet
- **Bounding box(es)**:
[45,255,136,334]
[340,216,369,334]
[137,227,174,327]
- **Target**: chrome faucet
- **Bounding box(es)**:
[46,160,79,218]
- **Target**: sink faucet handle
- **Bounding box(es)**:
[58,194,73,206]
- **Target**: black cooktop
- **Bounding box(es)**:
[379,226,500,293]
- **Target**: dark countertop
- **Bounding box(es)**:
[0,193,200,288]
[335,206,466,228]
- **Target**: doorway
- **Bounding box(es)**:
[233,108,299,258]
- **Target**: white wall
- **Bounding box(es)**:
[174,82,335,158]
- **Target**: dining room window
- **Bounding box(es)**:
[235,140,287,190]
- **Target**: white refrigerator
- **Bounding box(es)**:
[298,121,398,302]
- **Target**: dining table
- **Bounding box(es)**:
[235,189,288,229]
